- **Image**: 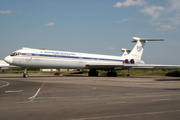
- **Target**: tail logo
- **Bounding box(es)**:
[123,53,128,56]
[137,46,143,52]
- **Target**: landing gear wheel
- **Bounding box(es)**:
[127,69,130,76]
[107,71,117,77]
[88,69,98,76]
[23,73,29,78]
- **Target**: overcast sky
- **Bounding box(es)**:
[0,0,180,64]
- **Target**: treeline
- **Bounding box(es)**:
[165,70,180,77]
[16,68,40,71]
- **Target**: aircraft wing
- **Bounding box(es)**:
[123,64,180,68]
[0,66,20,70]
[86,63,180,70]
[86,63,124,69]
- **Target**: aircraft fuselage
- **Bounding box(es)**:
[4,48,124,69]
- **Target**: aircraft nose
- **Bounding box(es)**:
[4,56,13,64]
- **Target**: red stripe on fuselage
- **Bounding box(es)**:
[13,56,123,63]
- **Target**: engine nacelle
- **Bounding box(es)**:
[124,59,129,64]
[124,59,145,64]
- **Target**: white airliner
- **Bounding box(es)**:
[0,60,19,71]
[4,37,180,78]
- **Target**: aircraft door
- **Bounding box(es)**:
[79,54,83,63]
[34,51,40,60]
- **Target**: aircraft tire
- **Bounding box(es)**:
[23,73,29,78]
[107,71,117,77]
[88,70,98,76]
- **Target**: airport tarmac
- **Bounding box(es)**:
[0,73,180,120]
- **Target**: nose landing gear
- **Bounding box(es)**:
[23,68,29,78]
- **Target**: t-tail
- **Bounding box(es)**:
[124,37,164,60]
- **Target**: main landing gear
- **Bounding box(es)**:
[88,69,118,77]
[88,69,98,76]
[127,69,130,76]
[107,70,117,77]
[23,68,29,78]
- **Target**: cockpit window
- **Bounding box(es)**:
[10,52,21,56]
[10,52,15,56]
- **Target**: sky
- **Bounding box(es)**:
[0,0,180,65]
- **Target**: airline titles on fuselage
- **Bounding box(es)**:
[44,51,76,56]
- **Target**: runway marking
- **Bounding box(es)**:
[0,81,9,88]
[92,87,96,90]
[151,99,171,101]
[82,86,96,91]
[35,95,115,100]
[40,82,45,89]
[70,109,180,120]
[5,90,23,93]
[28,82,45,100]
[106,101,126,104]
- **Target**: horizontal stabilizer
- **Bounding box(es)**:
[132,37,164,43]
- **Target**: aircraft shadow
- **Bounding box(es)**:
[164,88,180,90]
[156,79,180,81]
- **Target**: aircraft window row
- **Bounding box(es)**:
[17,53,122,62]
[10,52,21,56]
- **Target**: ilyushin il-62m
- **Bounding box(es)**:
[4,37,180,78]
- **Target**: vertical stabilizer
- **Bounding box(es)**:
[124,37,164,60]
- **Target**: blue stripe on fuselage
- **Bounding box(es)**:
[21,53,123,62]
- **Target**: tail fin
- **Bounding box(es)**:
[121,48,131,57]
[125,37,164,60]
